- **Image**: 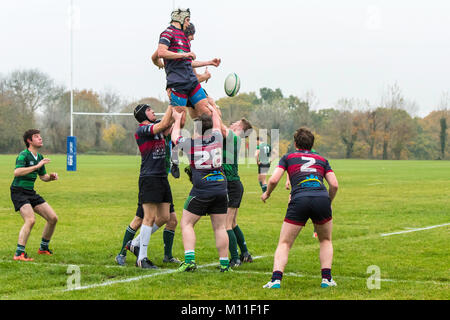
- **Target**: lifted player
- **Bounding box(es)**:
[10,129,59,261]
[157,9,220,127]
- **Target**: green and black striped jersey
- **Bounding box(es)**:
[11,149,46,190]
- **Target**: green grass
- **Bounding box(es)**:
[0,155,449,300]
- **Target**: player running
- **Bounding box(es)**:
[261,128,339,289]
[221,116,254,266]
[255,136,272,193]
[10,129,59,261]
[157,9,220,127]
[171,105,231,272]
[133,103,174,269]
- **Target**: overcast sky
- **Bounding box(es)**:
[1,0,449,116]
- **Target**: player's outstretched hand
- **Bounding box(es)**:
[38,158,51,168]
[261,192,270,203]
[184,52,196,60]
[49,173,58,181]
[211,58,221,67]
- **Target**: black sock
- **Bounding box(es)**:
[272,270,283,282]
[321,268,332,281]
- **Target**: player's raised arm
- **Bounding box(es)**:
[40,172,58,182]
[14,158,49,177]
[171,110,183,145]
[191,58,221,68]
[149,105,174,135]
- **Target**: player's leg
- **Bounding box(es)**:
[210,213,230,272]
[263,221,303,288]
[163,203,181,263]
[136,202,158,269]
[168,87,188,128]
[14,204,36,261]
[178,208,201,271]
[315,220,336,287]
[189,83,212,118]
[209,194,231,272]
[226,207,240,266]
[311,196,335,287]
[115,210,142,265]
[34,202,58,255]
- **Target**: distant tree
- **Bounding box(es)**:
[259,87,283,104]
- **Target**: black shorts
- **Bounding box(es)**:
[138,176,173,205]
[135,202,175,219]
[285,196,332,226]
[184,194,228,216]
[10,187,46,212]
[258,163,271,174]
[227,180,244,208]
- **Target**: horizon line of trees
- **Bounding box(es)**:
[0,68,448,160]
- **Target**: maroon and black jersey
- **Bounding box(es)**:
[278,150,333,199]
[159,25,197,85]
[135,123,167,177]
[175,130,227,197]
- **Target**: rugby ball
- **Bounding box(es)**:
[224,73,241,97]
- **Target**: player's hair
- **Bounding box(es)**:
[294,127,314,150]
[194,114,213,135]
[23,129,40,148]
[239,118,252,132]
[184,23,195,37]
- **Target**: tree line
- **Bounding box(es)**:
[0,69,448,160]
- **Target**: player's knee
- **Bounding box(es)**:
[48,214,58,225]
[25,217,36,227]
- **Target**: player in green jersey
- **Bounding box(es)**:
[10,129,59,261]
[255,136,272,193]
[221,117,254,266]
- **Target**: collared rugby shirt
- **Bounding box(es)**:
[11,149,46,190]
[135,123,167,177]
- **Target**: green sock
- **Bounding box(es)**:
[227,229,239,260]
[40,238,50,251]
[185,250,195,263]
[15,244,25,256]
[220,257,229,268]
[262,184,268,192]
[163,229,175,258]
[233,225,248,254]
[119,225,136,255]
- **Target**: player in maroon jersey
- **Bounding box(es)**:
[261,128,339,288]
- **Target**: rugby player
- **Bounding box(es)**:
[171,105,231,272]
[133,103,175,269]
[152,22,220,178]
[10,129,59,261]
[255,136,272,193]
[261,128,339,288]
[221,115,254,266]
[115,128,180,266]
[157,9,220,127]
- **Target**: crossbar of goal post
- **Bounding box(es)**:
[67,111,165,171]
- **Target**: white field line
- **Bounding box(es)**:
[380,223,450,237]
[64,255,267,292]
[205,270,449,286]
[367,183,384,186]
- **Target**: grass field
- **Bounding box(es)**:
[0,155,449,300]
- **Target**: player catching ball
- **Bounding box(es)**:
[261,128,339,289]
[10,129,59,261]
